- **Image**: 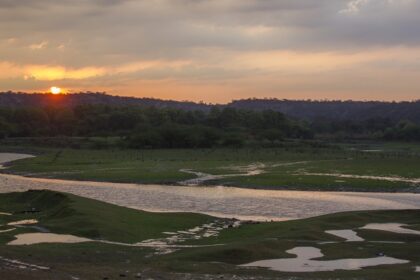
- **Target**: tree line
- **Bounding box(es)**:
[0,105,312,148]
[0,105,418,149]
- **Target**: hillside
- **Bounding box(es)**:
[0,92,210,111]
[1,92,420,123]
[228,99,420,123]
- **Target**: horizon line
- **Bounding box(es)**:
[1,90,419,105]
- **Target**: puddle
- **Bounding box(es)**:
[362,150,383,153]
[0,256,49,271]
[369,241,405,244]
[0,153,35,168]
[8,233,92,245]
[180,163,265,186]
[8,219,38,226]
[5,218,237,255]
[270,161,310,168]
[325,230,364,242]
[6,220,232,255]
[1,153,420,221]
[240,246,409,272]
[0,228,16,233]
[107,220,235,255]
[152,220,233,248]
[301,172,420,184]
[361,223,420,236]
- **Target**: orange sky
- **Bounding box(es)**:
[1,0,420,102]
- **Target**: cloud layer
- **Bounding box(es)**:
[1,0,420,102]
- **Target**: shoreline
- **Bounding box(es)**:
[1,154,419,194]
[1,153,420,222]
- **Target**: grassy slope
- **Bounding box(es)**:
[0,191,420,279]
[166,210,420,280]
[0,190,213,243]
[3,141,420,191]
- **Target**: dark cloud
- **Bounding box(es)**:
[1,1,418,61]
[1,0,420,101]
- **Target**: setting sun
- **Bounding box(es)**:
[50,86,61,94]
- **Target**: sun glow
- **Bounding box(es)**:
[50,86,61,94]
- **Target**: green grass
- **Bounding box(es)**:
[1,190,419,279]
[3,141,420,192]
[0,190,213,243]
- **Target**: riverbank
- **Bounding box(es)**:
[1,190,419,279]
[2,145,420,193]
[1,153,420,221]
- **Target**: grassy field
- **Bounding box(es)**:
[2,140,420,192]
[0,190,419,279]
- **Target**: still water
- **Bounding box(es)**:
[1,153,420,221]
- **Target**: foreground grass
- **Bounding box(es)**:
[0,190,212,243]
[0,190,419,279]
[3,141,420,192]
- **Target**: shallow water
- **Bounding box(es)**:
[0,153,35,169]
[8,231,224,256]
[1,153,420,221]
[180,163,265,186]
[361,223,420,236]
[0,256,49,270]
[0,228,15,233]
[325,230,364,242]
[8,233,92,245]
[240,246,409,272]
[7,219,38,226]
[301,172,420,184]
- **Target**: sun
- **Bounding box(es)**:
[50,86,61,94]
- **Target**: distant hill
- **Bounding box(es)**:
[228,99,420,123]
[0,92,210,111]
[1,92,420,123]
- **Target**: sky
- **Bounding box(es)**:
[1,0,420,103]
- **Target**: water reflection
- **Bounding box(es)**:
[1,154,420,221]
[240,247,409,272]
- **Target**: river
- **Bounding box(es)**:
[1,153,419,221]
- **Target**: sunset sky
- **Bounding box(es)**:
[1,0,420,103]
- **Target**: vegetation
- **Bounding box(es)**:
[0,190,212,243]
[1,92,420,125]
[0,190,419,279]
[0,105,312,148]
[0,93,420,148]
[230,98,420,124]
[3,142,420,192]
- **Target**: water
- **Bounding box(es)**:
[302,172,420,184]
[0,256,49,271]
[1,153,420,221]
[361,223,420,235]
[240,246,409,272]
[7,219,38,226]
[8,233,91,245]
[325,230,364,242]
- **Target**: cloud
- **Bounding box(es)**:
[0,58,191,82]
[0,0,420,101]
[29,41,48,50]
[339,0,369,14]
[339,0,415,14]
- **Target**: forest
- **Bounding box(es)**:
[0,104,419,149]
[0,105,311,148]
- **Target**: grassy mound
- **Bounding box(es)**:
[0,190,213,243]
